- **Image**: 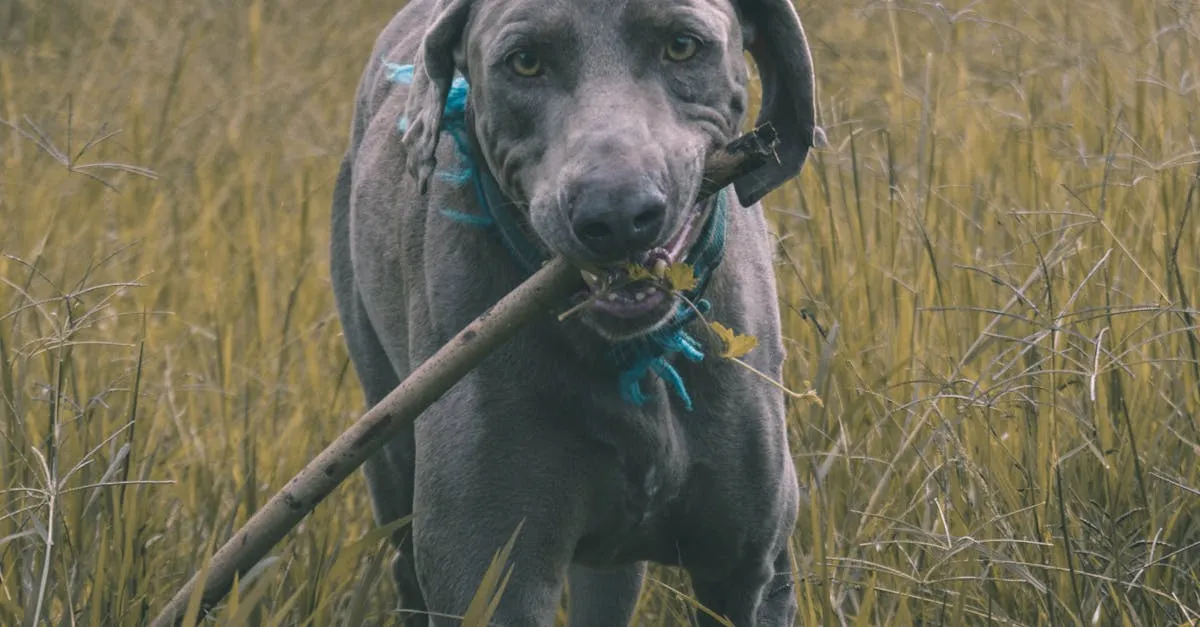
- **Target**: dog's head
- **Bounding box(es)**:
[402,0,817,340]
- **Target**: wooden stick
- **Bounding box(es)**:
[149,124,780,627]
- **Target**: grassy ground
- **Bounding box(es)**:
[2,0,1198,624]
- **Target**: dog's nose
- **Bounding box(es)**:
[571,189,667,260]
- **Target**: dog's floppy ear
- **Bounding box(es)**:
[401,0,474,194]
[735,0,820,206]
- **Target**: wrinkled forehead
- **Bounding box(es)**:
[465,0,740,55]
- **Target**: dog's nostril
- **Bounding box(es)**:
[633,207,664,233]
[571,187,668,259]
[578,221,614,243]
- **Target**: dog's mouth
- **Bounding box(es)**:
[569,200,711,341]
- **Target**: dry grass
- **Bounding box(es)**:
[2,0,1198,624]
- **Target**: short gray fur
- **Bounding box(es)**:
[330,0,819,624]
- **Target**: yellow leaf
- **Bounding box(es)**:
[664,262,697,292]
[625,264,654,282]
[709,321,758,359]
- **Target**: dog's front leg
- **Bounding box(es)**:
[412,492,577,626]
[690,545,797,626]
[412,500,581,626]
[691,561,775,627]
[410,395,588,626]
[754,547,799,626]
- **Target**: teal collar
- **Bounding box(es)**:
[464,119,730,411]
[462,117,551,275]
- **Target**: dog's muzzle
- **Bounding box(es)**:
[572,195,717,338]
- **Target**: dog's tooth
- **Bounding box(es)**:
[635,291,647,301]
[581,269,600,287]
[652,259,669,279]
[607,293,619,301]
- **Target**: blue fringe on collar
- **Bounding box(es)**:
[384,62,731,411]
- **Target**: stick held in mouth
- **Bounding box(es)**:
[148,123,782,627]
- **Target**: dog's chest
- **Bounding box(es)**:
[620,456,671,527]
[573,405,693,566]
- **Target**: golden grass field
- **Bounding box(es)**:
[3,0,1199,624]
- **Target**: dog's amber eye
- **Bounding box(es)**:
[664,34,700,62]
[506,50,543,77]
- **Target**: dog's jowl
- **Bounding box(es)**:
[330,0,818,624]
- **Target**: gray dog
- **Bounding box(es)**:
[330,0,818,624]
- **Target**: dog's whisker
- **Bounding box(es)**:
[557,292,599,322]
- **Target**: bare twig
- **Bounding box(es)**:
[149,125,782,627]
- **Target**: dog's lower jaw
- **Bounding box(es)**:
[579,297,679,342]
